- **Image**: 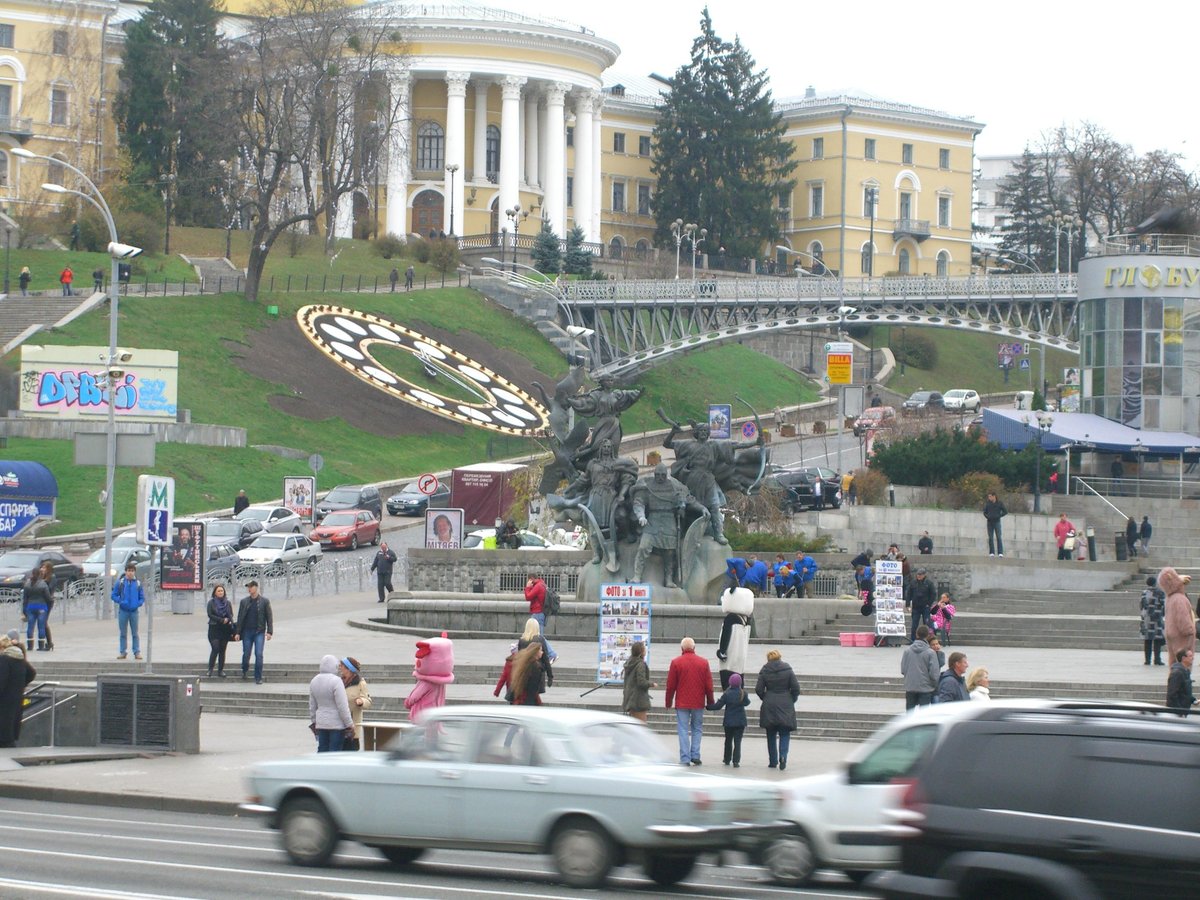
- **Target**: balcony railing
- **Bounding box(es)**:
[892,217,931,240]
[0,115,33,137]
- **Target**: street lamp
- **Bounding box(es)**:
[865,187,878,276]
[671,219,699,280]
[445,163,460,236]
[504,204,527,273]
[684,225,707,280]
[1044,209,1082,274]
[13,147,143,612]
[1023,410,1054,512]
[2,225,10,294]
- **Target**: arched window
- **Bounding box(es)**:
[936,250,950,277]
[861,244,874,275]
[0,149,8,187]
[485,124,500,182]
[809,242,825,274]
[635,239,649,259]
[609,236,623,259]
[898,248,911,274]
[416,122,444,172]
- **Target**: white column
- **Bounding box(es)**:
[537,99,548,204]
[385,72,411,239]
[524,92,540,188]
[573,91,594,241]
[543,82,568,236]
[472,80,489,183]
[444,71,470,235]
[499,75,526,217]
[334,192,354,238]
[592,95,604,243]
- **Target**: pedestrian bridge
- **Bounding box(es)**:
[553,273,1079,378]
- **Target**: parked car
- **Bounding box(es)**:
[237,505,304,534]
[315,484,382,523]
[462,528,579,551]
[82,545,154,581]
[852,405,896,437]
[871,700,1195,899]
[785,471,842,510]
[205,542,242,581]
[386,481,451,516]
[940,388,980,412]
[309,509,381,551]
[900,390,944,415]
[203,517,267,551]
[0,549,84,592]
[237,533,323,574]
[240,706,788,888]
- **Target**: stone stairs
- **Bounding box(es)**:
[0,293,101,353]
[186,256,243,293]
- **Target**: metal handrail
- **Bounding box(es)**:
[1072,477,1128,519]
[22,681,71,748]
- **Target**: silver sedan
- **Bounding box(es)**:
[237,505,304,534]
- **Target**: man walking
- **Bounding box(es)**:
[232,489,250,515]
[405,264,415,290]
[934,652,971,702]
[110,562,145,660]
[1140,516,1153,555]
[234,580,273,684]
[904,567,936,642]
[982,492,1006,557]
[389,266,399,292]
[370,542,398,603]
[665,637,715,766]
[901,624,940,709]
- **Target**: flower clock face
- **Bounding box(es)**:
[297,305,548,435]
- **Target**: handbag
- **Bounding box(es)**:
[1063,536,1076,551]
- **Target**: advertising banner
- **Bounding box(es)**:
[873,559,906,641]
[707,404,731,440]
[20,345,179,422]
[425,508,463,549]
[598,583,652,683]
[284,476,316,527]
[826,341,854,385]
[161,519,205,591]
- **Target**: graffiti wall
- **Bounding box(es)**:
[19,345,179,422]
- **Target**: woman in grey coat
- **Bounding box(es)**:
[755,649,800,770]
[621,640,653,722]
[308,654,353,753]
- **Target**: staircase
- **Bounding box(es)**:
[187,257,243,293]
[0,294,100,353]
[472,274,578,361]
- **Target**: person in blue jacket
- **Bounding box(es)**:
[741,554,769,596]
[724,556,749,592]
[707,672,752,766]
[793,553,819,598]
[771,555,792,598]
[111,563,146,660]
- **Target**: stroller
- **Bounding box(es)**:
[930,601,956,645]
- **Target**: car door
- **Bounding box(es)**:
[456,719,553,848]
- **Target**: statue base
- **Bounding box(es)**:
[574,535,730,605]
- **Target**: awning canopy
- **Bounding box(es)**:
[981,409,1200,456]
[0,460,58,543]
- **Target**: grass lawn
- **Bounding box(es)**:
[7,248,198,290]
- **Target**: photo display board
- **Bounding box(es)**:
[874,559,906,639]
[598,582,652,684]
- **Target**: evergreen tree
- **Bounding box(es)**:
[997,148,1056,272]
[531,221,562,274]
[650,8,796,260]
[562,225,593,276]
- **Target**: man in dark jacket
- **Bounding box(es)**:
[983,492,1006,557]
[905,567,937,642]
[234,581,274,684]
[370,542,398,603]
[1166,648,1197,715]
[901,624,940,709]
[233,489,250,516]
[1126,517,1140,559]
[1139,516,1153,555]
[934,652,970,702]
[917,531,933,555]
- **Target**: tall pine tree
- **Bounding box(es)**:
[998,148,1057,272]
[650,8,795,260]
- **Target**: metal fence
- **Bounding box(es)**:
[95,270,468,297]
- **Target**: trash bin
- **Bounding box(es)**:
[1114,533,1128,561]
[472,578,484,593]
[171,591,195,614]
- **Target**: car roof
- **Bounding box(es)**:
[423,704,632,729]
[319,508,372,517]
[944,388,971,395]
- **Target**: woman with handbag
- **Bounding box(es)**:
[206,584,234,677]
[339,657,372,750]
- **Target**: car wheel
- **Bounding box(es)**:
[550,818,615,888]
[371,529,380,546]
[292,527,301,534]
[764,832,817,886]
[350,535,358,551]
[644,853,696,886]
[378,846,425,867]
[306,556,319,571]
[845,870,871,886]
[280,796,339,867]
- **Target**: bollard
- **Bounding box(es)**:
[1086,525,1096,561]
[888,484,896,507]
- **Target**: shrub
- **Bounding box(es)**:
[530,221,562,274]
[409,235,431,264]
[851,466,889,506]
[870,427,1038,489]
[428,237,460,274]
[948,471,1005,509]
[891,329,937,369]
[725,520,835,554]
[373,233,407,259]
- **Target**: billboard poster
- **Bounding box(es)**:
[20,345,179,422]
[161,519,205,591]
[825,341,853,385]
[873,559,906,640]
[425,507,463,549]
[284,476,316,526]
[598,582,652,683]
[707,404,731,440]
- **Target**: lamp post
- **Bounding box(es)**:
[13,147,143,613]
[835,304,857,476]
[2,225,10,294]
[671,218,698,280]
[685,225,707,281]
[504,204,526,273]
[1024,410,1054,513]
[865,186,878,276]
[1044,209,1082,274]
[445,163,459,236]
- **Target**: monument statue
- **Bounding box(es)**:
[554,438,639,571]
[630,463,709,587]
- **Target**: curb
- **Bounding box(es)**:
[5,783,241,817]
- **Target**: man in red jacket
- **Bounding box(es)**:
[665,636,715,766]
[524,575,556,661]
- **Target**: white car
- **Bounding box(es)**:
[941,389,981,412]
[236,533,323,574]
[462,528,580,551]
[237,505,304,534]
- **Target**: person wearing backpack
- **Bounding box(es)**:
[707,672,751,767]
[524,575,557,661]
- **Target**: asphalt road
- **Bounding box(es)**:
[3,799,873,899]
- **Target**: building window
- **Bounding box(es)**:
[939,147,950,169]
[902,143,913,165]
[0,24,13,49]
[937,250,949,277]
[566,175,573,207]
[898,248,911,274]
[416,122,444,171]
[938,196,951,228]
[52,29,68,55]
[609,237,623,259]
[485,124,500,181]
[899,191,912,220]
[812,137,824,159]
[635,239,649,258]
[50,87,69,126]
[613,132,625,153]
[994,191,1007,207]
[611,180,626,213]
[638,135,651,156]
[0,83,11,121]
[809,184,823,218]
[566,126,574,147]
[47,158,66,186]
[861,245,873,275]
[864,138,876,160]
[637,183,652,216]
[0,149,7,186]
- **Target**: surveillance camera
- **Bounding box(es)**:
[117,350,134,363]
[107,241,144,260]
[108,367,125,381]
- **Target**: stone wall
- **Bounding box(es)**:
[406,548,591,595]
[0,416,246,448]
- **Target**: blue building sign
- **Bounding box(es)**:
[0,462,58,542]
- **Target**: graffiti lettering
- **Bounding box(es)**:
[137,379,176,415]
[36,370,139,411]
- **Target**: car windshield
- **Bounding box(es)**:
[238,508,272,521]
[574,721,673,767]
[85,547,124,564]
[207,521,239,537]
[909,392,932,401]
[250,535,288,550]
[325,488,361,503]
[393,485,420,497]
[462,533,486,548]
[0,551,42,569]
[322,513,357,527]
[945,390,966,398]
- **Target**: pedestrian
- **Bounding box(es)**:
[370,542,398,603]
[841,471,854,506]
[516,617,554,691]
[966,667,991,700]
[24,562,56,651]
[901,624,939,709]
[308,654,353,752]
[741,553,769,596]
[389,266,399,292]
[233,580,273,684]
[1139,516,1152,555]
[934,651,970,702]
[792,552,818,598]
[339,657,372,750]
[927,634,947,670]
[847,478,857,506]
[1053,512,1077,560]
[665,636,715,766]
[724,556,749,592]
[905,567,936,642]
[0,630,36,748]
[930,593,956,644]
[1125,517,1140,559]
[493,641,518,702]
[708,672,751,767]
[92,267,104,291]
[1140,576,1166,666]
[621,640,653,722]
[855,561,875,610]
[232,489,250,515]
[523,574,557,660]
[405,264,415,290]
[812,472,825,510]
[771,555,791,598]
[509,642,547,705]
[1161,567,1195,665]
[205,583,234,677]
[1166,649,1197,715]
[917,531,933,555]
[755,649,799,770]
[110,562,145,660]
[59,265,73,296]
[1111,458,1125,481]
[18,266,31,296]
[982,491,1006,557]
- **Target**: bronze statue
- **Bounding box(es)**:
[558,439,639,571]
[630,463,708,587]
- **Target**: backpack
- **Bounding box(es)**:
[545,585,561,616]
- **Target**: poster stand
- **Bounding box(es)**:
[595,582,652,692]
[874,559,906,647]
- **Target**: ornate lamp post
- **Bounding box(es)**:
[684,225,707,281]
[1044,209,1082,274]
[504,204,527,273]
[3,225,11,294]
[865,187,878,276]
[671,218,698,280]
[445,163,460,236]
[1024,410,1054,512]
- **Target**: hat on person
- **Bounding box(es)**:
[5,629,18,642]
[341,656,361,674]
[916,567,927,575]
[728,673,742,689]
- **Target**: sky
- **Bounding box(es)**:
[496,0,1195,166]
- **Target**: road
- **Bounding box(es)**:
[3,799,873,899]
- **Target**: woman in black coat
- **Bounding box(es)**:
[0,634,36,747]
[755,649,800,770]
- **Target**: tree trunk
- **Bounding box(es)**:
[244,240,268,303]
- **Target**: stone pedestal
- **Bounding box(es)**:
[574,535,728,605]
